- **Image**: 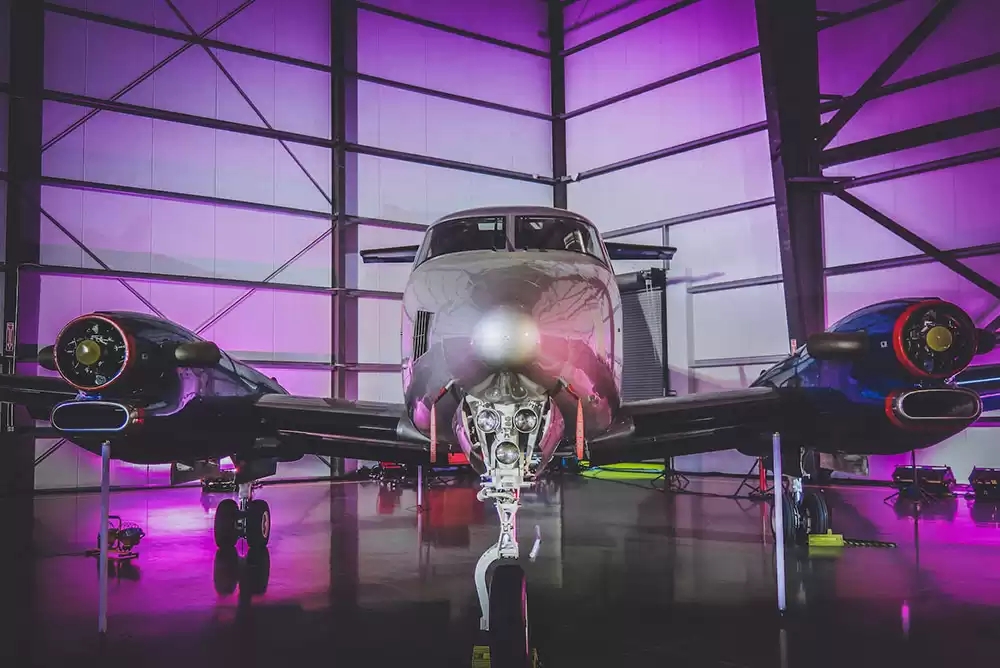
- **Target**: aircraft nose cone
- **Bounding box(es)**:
[472,308,540,369]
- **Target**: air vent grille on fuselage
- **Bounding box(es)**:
[413,310,434,359]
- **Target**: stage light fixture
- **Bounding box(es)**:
[891,464,955,498]
[969,467,1000,501]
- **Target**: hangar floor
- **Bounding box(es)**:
[5,473,1000,667]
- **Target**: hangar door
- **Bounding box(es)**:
[618,269,670,401]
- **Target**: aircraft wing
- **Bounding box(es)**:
[254,394,431,464]
[954,364,1000,411]
[589,387,800,465]
[0,374,79,421]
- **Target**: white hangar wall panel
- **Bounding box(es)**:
[33,0,337,488]
[818,0,1000,481]
[564,0,786,475]
[351,0,552,402]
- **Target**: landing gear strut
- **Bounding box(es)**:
[214,483,271,549]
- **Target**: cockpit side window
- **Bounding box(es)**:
[416,216,506,265]
[513,216,607,264]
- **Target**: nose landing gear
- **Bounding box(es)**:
[214,483,271,549]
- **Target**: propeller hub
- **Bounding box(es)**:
[925,325,953,352]
[75,339,102,366]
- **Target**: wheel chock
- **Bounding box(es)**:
[807,530,844,547]
[471,645,490,668]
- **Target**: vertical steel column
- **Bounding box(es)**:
[1,0,43,497]
[331,0,359,476]
[754,0,825,344]
[549,0,568,209]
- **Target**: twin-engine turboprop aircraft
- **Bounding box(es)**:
[2,206,998,646]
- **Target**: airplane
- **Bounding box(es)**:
[2,205,999,663]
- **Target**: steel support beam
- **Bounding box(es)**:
[562,48,759,120]
[355,2,548,58]
[603,197,776,239]
[1,0,43,500]
[562,0,700,57]
[820,52,1000,114]
[841,145,1000,189]
[834,191,1000,301]
[575,122,767,182]
[0,263,402,300]
[755,0,825,344]
[815,0,908,30]
[688,240,1000,296]
[817,0,959,149]
[563,0,642,34]
[344,215,428,232]
[333,1,360,443]
[823,106,1000,167]
[549,0,568,208]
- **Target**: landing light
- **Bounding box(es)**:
[476,408,500,433]
[513,408,537,433]
[494,441,520,466]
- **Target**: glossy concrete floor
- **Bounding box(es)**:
[4,472,1000,667]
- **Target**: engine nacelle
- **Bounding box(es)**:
[754,298,984,455]
[810,298,980,381]
[41,312,223,400]
[36,311,285,463]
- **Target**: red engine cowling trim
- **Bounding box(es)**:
[891,299,972,380]
[53,314,133,392]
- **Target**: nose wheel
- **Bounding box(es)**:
[214,484,271,549]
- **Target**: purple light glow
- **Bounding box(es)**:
[567,131,775,232]
[564,0,758,112]
[363,0,548,51]
[818,0,938,97]
[357,81,553,176]
[357,9,551,114]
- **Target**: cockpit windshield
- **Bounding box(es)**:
[418,216,507,263]
[514,215,606,262]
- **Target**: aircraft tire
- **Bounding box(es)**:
[214,499,240,549]
[802,490,831,536]
[488,563,532,668]
[245,499,271,548]
[770,489,799,545]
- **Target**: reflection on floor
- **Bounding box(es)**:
[4,474,1000,667]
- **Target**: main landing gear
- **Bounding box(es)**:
[214,482,271,549]
[771,476,831,545]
